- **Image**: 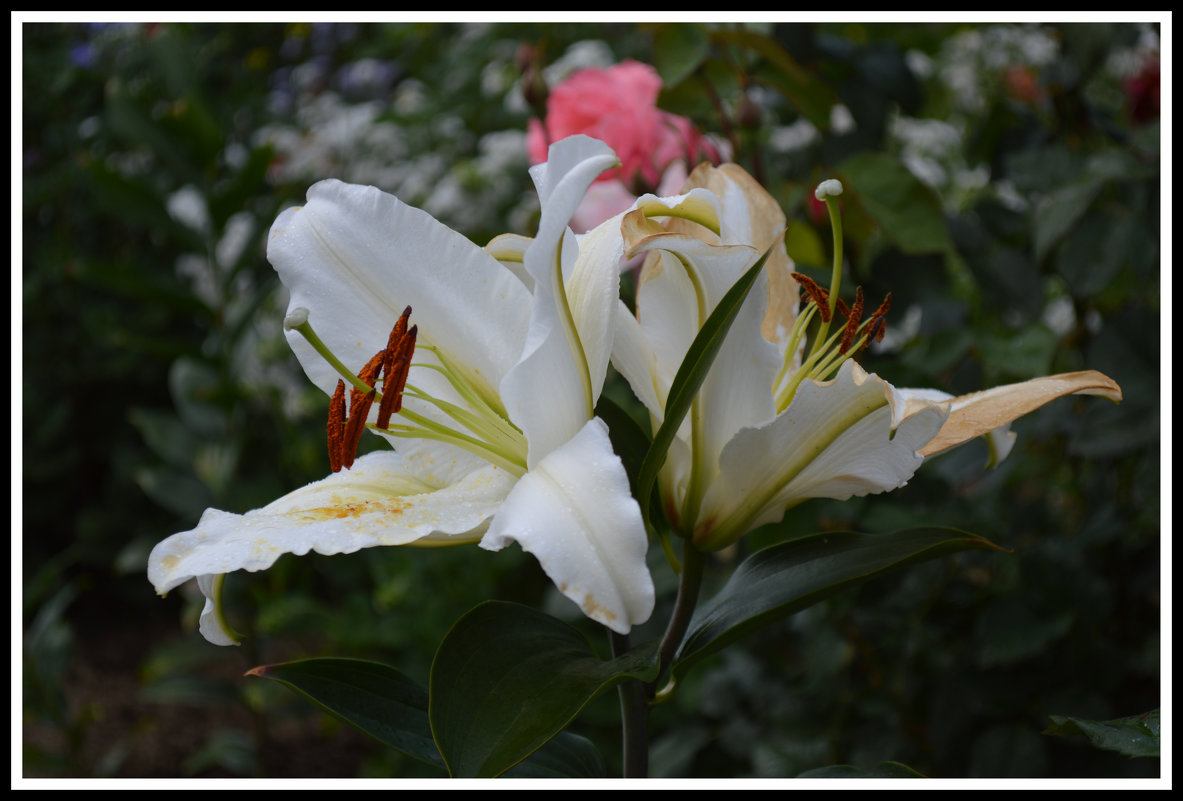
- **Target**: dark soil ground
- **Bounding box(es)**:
[23,613,387,779]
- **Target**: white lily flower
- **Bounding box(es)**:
[148,135,654,641]
[610,165,1122,551]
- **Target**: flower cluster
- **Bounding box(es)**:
[148,135,1121,645]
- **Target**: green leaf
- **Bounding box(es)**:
[652,23,711,87]
[978,324,1059,382]
[1033,178,1103,264]
[635,242,776,529]
[503,731,606,778]
[974,598,1075,668]
[246,658,445,769]
[785,219,828,271]
[429,601,659,778]
[671,528,1005,683]
[1044,709,1160,758]
[712,28,837,130]
[838,152,952,254]
[798,760,927,778]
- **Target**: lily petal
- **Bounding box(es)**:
[501,136,621,465]
[694,361,947,550]
[480,418,655,634]
[484,232,534,289]
[268,179,531,399]
[674,163,799,350]
[196,574,239,647]
[913,370,1124,459]
[148,443,516,602]
[627,230,780,455]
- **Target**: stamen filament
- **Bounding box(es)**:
[294,306,530,478]
[401,384,526,458]
[286,311,377,397]
[773,303,818,396]
[416,343,508,418]
[774,323,849,413]
[381,407,527,477]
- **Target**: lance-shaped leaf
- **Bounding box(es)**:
[634,240,777,529]
[1044,709,1161,758]
[798,761,927,778]
[670,527,1005,684]
[247,657,609,777]
[245,657,444,769]
[429,601,660,778]
[503,731,606,778]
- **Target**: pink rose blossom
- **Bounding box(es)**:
[527,60,717,192]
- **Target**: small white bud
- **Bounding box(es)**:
[814,179,843,201]
[284,307,310,330]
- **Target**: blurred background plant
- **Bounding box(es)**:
[20,19,1161,779]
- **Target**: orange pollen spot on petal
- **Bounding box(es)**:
[327,380,346,473]
[291,497,410,522]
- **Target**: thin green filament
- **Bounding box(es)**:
[288,309,528,476]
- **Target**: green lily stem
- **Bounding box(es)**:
[611,631,648,779]
[649,540,707,698]
[612,540,706,778]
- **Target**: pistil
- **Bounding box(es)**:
[772,181,892,414]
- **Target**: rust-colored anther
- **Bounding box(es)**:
[339,353,385,471]
[379,306,411,383]
[327,380,347,473]
[872,317,888,344]
[838,287,864,355]
[356,350,386,394]
[342,388,376,470]
[865,292,892,348]
[791,272,833,323]
[326,306,417,471]
[377,312,416,429]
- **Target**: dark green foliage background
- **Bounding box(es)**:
[21,21,1160,779]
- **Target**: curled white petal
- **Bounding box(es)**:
[196,574,240,647]
[480,418,654,635]
[695,361,946,549]
[501,136,621,465]
[149,445,516,606]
